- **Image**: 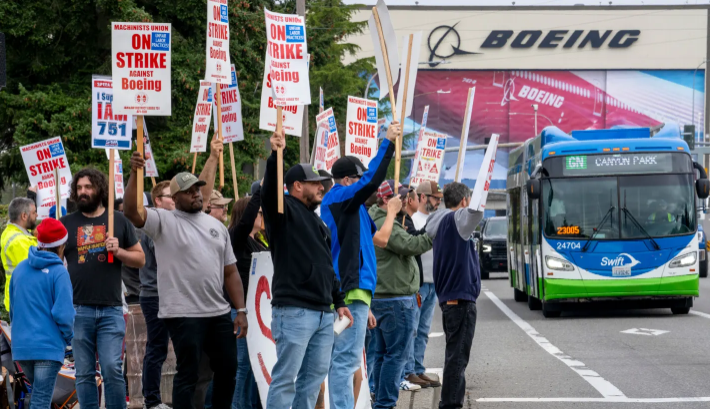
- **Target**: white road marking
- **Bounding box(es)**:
[429,332,444,338]
[690,310,710,319]
[478,397,710,403]
[483,290,626,398]
[620,328,669,336]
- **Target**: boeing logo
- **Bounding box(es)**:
[427,23,480,67]
[601,253,641,268]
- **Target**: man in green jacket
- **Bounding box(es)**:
[367,180,432,408]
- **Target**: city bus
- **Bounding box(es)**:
[506,124,710,317]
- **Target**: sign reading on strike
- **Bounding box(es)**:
[190,81,214,153]
[205,0,231,84]
[316,108,341,172]
[259,54,304,137]
[20,137,72,218]
[312,125,329,171]
[92,76,133,150]
[213,65,244,143]
[111,23,172,115]
[410,130,447,186]
[345,96,378,167]
[264,9,311,106]
[408,105,429,187]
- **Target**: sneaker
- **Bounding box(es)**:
[405,373,431,389]
[417,373,442,388]
[145,404,172,409]
[399,380,422,391]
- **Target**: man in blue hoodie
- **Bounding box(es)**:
[10,217,75,409]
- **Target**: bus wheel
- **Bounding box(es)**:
[542,302,561,318]
[527,294,542,310]
[671,307,690,315]
[514,288,527,302]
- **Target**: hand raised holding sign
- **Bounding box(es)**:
[210,132,224,159]
[270,129,286,151]
[386,120,401,143]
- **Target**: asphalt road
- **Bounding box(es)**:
[401,273,710,409]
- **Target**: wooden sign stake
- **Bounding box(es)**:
[277,106,284,214]
[215,84,225,190]
[455,87,475,183]
[229,142,239,199]
[108,148,115,263]
[137,116,144,209]
[151,177,156,187]
[53,168,61,220]
[395,33,414,193]
[192,153,198,174]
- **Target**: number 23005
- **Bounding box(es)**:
[557,226,580,235]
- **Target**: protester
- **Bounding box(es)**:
[115,198,124,212]
[10,218,75,409]
[320,121,399,409]
[403,181,443,389]
[208,190,232,224]
[227,190,267,409]
[139,181,174,409]
[425,182,484,409]
[399,186,424,288]
[61,168,145,409]
[123,134,247,409]
[319,169,334,194]
[262,130,353,409]
[368,180,432,406]
[1,197,38,314]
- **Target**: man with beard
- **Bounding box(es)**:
[122,133,248,409]
[60,168,145,409]
[1,197,38,315]
[263,130,353,409]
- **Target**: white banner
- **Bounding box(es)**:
[190,81,214,153]
[259,54,304,137]
[92,76,133,150]
[469,134,499,212]
[345,96,378,167]
[455,87,476,183]
[264,9,311,106]
[316,108,341,172]
[213,65,245,143]
[395,31,422,119]
[105,150,125,199]
[368,0,399,100]
[20,137,72,219]
[410,130,446,187]
[205,0,231,84]
[111,23,172,116]
[407,105,429,186]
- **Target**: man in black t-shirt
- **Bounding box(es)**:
[61,168,145,409]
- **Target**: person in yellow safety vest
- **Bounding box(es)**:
[1,197,38,314]
[648,200,674,223]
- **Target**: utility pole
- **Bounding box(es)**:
[297,0,309,163]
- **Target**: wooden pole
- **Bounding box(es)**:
[192,152,198,174]
[395,34,413,193]
[372,7,398,119]
[108,148,115,264]
[151,177,156,187]
[277,106,284,214]
[54,168,61,220]
[137,116,144,209]
[215,84,225,190]
[455,87,474,183]
[229,142,239,199]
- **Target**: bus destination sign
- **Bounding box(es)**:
[563,153,673,176]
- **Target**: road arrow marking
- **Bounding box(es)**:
[620,328,669,336]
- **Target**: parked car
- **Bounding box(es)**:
[475,216,508,279]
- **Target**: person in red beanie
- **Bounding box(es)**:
[10,218,75,409]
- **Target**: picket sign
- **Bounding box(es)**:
[212,66,244,196]
[468,134,500,212]
[315,108,341,172]
[258,54,305,137]
[376,118,386,140]
[345,96,378,167]
[205,0,231,85]
[20,137,72,219]
[394,34,415,191]
[190,81,214,154]
[407,105,429,186]
[105,149,125,200]
[455,87,476,183]
[410,130,446,187]
[134,117,159,179]
[246,252,371,409]
[92,76,132,150]
[264,9,310,106]
[312,124,329,171]
[368,0,398,101]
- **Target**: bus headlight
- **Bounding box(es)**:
[669,252,697,268]
[482,244,492,253]
[545,256,574,271]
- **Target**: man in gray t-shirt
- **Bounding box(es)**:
[123,140,248,409]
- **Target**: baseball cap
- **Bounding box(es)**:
[250,181,261,196]
[318,169,333,179]
[210,190,233,206]
[285,164,330,186]
[377,179,395,199]
[331,156,367,179]
[415,180,443,198]
[398,185,413,198]
[169,172,207,195]
[36,218,68,248]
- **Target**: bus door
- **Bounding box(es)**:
[522,188,535,297]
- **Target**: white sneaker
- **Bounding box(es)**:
[399,380,422,391]
[144,404,172,409]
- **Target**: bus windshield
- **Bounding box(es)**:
[543,178,618,239]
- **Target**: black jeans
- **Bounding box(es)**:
[440,302,477,409]
[140,296,170,409]
[164,313,237,409]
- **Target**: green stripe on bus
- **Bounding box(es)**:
[543,275,699,301]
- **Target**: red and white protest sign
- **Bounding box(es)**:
[264,9,311,106]
[468,134,499,212]
[407,105,429,186]
[190,81,214,153]
[205,0,231,84]
[111,23,171,116]
[316,108,341,172]
[313,125,329,171]
[105,150,125,199]
[20,137,72,219]
[92,76,132,150]
[345,96,378,167]
[410,130,447,187]
[134,117,159,177]
[259,54,304,137]
[213,65,244,143]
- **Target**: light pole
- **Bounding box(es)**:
[532,104,539,136]
[692,59,707,142]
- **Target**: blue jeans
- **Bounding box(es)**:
[266,307,334,409]
[368,297,416,409]
[17,360,63,409]
[404,283,438,377]
[140,296,169,409]
[231,309,261,409]
[73,305,126,409]
[328,301,369,409]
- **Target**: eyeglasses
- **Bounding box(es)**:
[427,195,442,201]
[156,195,172,199]
[211,205,226,210]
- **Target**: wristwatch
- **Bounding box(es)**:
[236,308,248,314]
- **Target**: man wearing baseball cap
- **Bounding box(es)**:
[208,190,233,224]
[10,218,75,409]
[263,130,352,409]
[320,121,401,409]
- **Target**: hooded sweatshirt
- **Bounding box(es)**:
[426,208,484,304]
[10,246,75,363]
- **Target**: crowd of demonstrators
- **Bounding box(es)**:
[1,197,38,314]
[426,182,483,409]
